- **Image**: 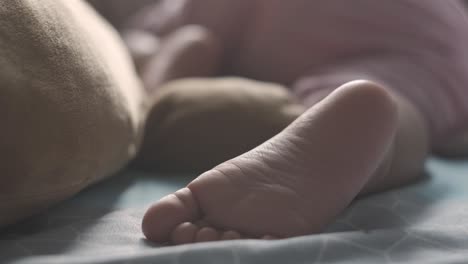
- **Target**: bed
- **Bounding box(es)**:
[1,157,468,264]
[2,0,468,263]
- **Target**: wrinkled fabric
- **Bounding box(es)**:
[278,1,468,145]
[2,158,468,264]
[90,0,468,144]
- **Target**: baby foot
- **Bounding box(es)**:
[142,80,398,244]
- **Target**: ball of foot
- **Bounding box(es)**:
[134,77,305,172]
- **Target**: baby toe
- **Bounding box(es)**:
[220,230,242,240]
[171,222,199,245]
[195,227,220,242]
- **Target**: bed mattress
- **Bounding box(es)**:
[1,157,468,264]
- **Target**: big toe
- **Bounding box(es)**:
[142,188,201,243]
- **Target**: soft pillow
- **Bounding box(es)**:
[0,0,145,227]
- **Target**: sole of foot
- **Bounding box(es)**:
[142,80,398,244]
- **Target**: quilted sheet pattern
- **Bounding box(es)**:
[1,158,468,264]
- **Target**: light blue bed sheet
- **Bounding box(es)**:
[1,158,468,264]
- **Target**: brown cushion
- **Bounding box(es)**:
[0,0,145,227]
[135,77,305,172]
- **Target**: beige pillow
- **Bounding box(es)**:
[0,0,146,227]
